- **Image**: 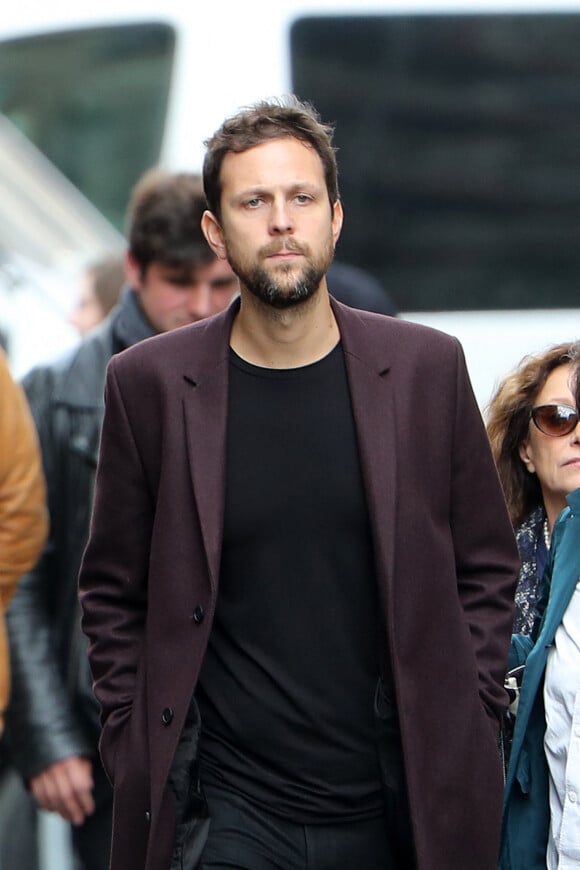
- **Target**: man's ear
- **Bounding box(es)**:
[125,252,144,291]
[202,211,227,259]
[518,441,536,474]
[331,200,344,247]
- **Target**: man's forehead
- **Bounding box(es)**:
[221,137,323,188]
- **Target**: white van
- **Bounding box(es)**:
[1,0,580,403]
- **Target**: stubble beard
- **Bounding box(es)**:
[225,237,335,311]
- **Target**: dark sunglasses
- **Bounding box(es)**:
[531,404,579,437]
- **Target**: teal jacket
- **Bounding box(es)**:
[500,488,580,869]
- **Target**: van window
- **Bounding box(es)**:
[0,23,175,230]
[291,13,580,312]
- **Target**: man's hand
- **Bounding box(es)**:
[30,756,95,826]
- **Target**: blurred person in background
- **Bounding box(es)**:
[0,348,47,870]
[1,168,238,870]
[0,347,47,730]
[501,360,580,870]
[68,255,125,337]
[486,342,580,635]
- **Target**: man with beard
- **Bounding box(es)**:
[79,97,519,870]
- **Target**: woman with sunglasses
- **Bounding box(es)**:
[486,342,580,634]
[500,357,580,869]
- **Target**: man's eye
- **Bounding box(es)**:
[295,194,312,204]
[245,197,262,208]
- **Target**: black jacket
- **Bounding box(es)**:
[4,291,155,779]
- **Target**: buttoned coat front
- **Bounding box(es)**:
[79,297,519,870]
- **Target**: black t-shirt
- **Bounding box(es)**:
[196,343,383,822]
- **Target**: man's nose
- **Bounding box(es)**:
[270,199,293,235]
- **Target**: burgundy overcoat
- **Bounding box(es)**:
[79,297,519,870]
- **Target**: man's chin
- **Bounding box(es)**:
[265,288,318,310]
[233,258,325,310]
[245,278,320,310]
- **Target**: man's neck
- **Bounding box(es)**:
[230,282,340,369]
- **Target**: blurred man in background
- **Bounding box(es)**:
[2,168,238,870]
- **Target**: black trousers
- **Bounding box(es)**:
[199,785,399,870]
[198,681,415,870]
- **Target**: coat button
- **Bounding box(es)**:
[161,707,174,725]
[145,811,151,823]
[192,605,205,624]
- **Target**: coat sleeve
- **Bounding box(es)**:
[79,357,154,780]
[0,350,48,732]
[449,341,520,724]
[4,364,93,777]
[0,351,47,599]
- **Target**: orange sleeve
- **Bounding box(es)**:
[0,349,48,606]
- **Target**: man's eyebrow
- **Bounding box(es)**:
[285,182,321,196]
[290,181,319,193]
[233,182,321,201]
[233,187,268,201]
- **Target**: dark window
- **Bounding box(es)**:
[0,23,175,230]
[291,13,580,311]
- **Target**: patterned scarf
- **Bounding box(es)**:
[513,504,548,635]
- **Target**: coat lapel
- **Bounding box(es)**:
[181,303,238,594]
[332,300,397,608]
[541,510,580,646]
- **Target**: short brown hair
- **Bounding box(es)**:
[126,169,213,274]
[486,342,580,525]
[203,96,339,220]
